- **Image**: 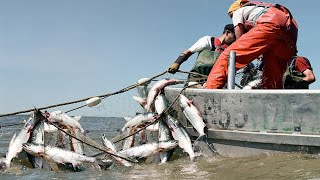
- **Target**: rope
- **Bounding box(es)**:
[177,70,208,78]
[177,70,207,82]
[65,105,87,113]
[0,71,168,118]
[0,122,25,129]
[178,69,243,89]
[35,109,138,163]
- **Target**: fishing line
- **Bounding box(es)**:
[0,122,25,129]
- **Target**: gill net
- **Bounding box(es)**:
[0,62,261,170]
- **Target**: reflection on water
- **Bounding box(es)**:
[1,116,320,180]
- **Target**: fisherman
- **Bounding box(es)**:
[284,55,316,89]
[205,0,298,89]
[167,24,236,84]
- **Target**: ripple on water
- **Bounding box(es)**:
[2,116,320,179]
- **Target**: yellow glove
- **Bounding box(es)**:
[168,63,180,74]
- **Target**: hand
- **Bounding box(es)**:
[168,63,180,74]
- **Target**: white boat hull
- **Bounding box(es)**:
[164,88,320,157]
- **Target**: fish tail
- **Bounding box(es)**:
[0,157,7,170]
[194,135,217,155]
[193,134,206,146]
[95,159,113,170]
[192,134,207,154]
[4,158,10,169]
[145,103,151,112]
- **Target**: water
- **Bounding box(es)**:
[1,115,320,180]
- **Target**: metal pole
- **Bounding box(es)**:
[227,51,236,89]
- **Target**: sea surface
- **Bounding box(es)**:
[1,115,320,180]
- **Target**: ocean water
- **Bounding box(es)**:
[1,115,320,180]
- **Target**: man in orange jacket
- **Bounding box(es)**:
[205,0,298,89]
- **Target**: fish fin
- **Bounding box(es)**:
[80,127,85,134]
[95,159,113,170]
[145,103,151,112]
[132,96,147,107]
[186,100,193,107]
[123,117,132,122]
[70,162,80,172]
[119,126,127,133]
[73,116,82,122]
[4,157,11,169]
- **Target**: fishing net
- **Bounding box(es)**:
[0,60,263,171]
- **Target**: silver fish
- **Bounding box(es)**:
[101,134,133,167]
[121,113,157,132]
[27,113,51,169]
[101,134,117,152]
[22,143,105,168]
[165,115,195,161]
[154,93,169,114]
[119,140,178,158]
[132,96,147,108]
[122,127,135,150]
[43,121,58,132]
[145,79,184,112]
[4,114,39,168]
[69,129,84,155]
[47,111,84,133]
[158,120,173,163]
[178,94,206,137]
[146,122,159,132]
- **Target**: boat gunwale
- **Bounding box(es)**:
[165,87,320,94]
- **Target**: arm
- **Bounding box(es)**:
[168,36,212,73]
[176,36,213,64]
[234,23,245,39]
[168,50,193,73]
[231,8,246,39]
[295,57,316,84]
[174,50,193,65]
[302,69,316,84]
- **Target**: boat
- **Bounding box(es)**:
[164,87,320,157]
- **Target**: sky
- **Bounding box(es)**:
[0,0,319,117]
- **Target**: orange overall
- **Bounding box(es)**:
[205,6,298,89]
